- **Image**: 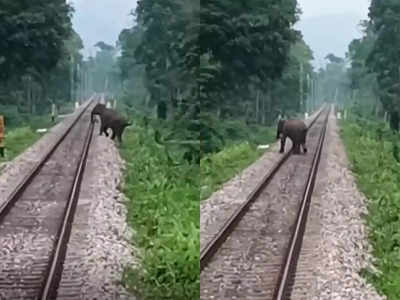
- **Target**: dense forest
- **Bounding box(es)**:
[332,0,400,131]
[4,1,400,145]
[0,0,323,158]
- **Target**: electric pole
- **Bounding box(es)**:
[299,63,304,113]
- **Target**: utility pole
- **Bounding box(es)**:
[70,54,74,102]
[299,63,304,112]
[311,78,314,111]
[77,62,81,103]
[306,73,310,113]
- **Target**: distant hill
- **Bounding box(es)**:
[295,13,365,67]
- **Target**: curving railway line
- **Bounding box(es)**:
[200,105,331,300]
[0,95,98,299]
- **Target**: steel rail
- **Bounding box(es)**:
[39,114,95,300]
[273,105,331,300]
[0,95,95,223]
[200,105,327,272]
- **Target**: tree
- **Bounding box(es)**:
[0,1,83,121]
[346,21,380,118]
[0,1,73,80]
[367,0,400,130]
[200,0,300,113]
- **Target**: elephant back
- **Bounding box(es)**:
[282,119,307,143]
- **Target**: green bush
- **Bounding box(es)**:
[341,120,400,299]
[0,105,24,128]
[120,126,199,300]
[200,142,265,200]
[0,127,40,162]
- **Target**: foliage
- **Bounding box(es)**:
[118,0,200,162]
[120,126,199,300]
[367,0,400,130]
[340,120,400,299]
[315,53,350,107]
[119,0,315,160]
[200,119,275,199]
[200,0,299,99]
[198,5,314,153]
[201,140,270,200]
[85,42,121,97]
[0,1,73,79]
[0,127,41,163]
[273,39,315,116]
[0,1,83,119]
[345,21,380,119]
[129,0,199,119]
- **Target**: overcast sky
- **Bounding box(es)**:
[69,0,137,56]
[296,0,371,67]
[70,0,371,67]
[297,0,369,18]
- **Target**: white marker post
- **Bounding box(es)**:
[106,101,111,109]
[0,115,4,158]
[305,112,309,120]
[75,101,79,111]
[337,112,342,119]
[113,99,117,109]
[51,103,56,122]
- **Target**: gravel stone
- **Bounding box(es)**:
[0,102,136,299]
[200,106,384,299]
[291,107,384,299]
[200,109,322,251]
[200,110,328,300]
[57,127,137,299]
[0,102,91,206]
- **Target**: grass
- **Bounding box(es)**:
[200,142,264,200]
[0,117,59,163]
[340,119,400,299]
[119,125,199,300]
[200,125,276,200]
[118,118,273,298]
[0,127,41,163]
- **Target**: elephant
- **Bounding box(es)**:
[276,119,308,154]
[91,103,132,143]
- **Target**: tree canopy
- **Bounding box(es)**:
[0,1,73,80]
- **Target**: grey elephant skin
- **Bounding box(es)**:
[276,119,308,154]
[91,103,132,143]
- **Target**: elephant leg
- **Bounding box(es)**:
[293,143,300,154]
[116,128,123,143]
[279,136,286,153]
[302,143,308,154]
[111,128,116,140]
[103,126,110,137]
[99,124,104,136]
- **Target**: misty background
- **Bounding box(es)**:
[296,0,370,67]
[69,0,137,57]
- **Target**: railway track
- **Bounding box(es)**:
[200,106,330,300]
[0,96,97,299]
